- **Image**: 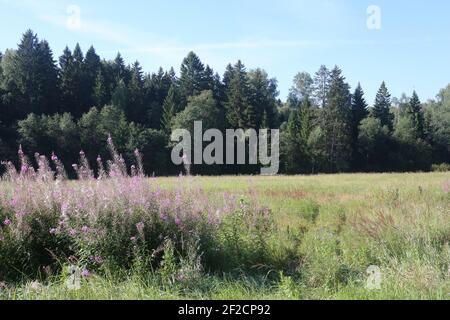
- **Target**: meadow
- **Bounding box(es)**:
[0,144,449,300]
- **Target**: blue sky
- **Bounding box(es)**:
[1,0,450,103]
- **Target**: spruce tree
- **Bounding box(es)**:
[179,52,206,105]
[59,44,88,117]
[321,66,352,172]
[351,83,369,168]
[84,46,101,109]
[113,53,127,81]
[10,30,59,116]
[161,85,178,134]
[224,60,251,128]
[373,82,394,131]
[284,109,302,172]
[93,69,109,108]
[313,65,330,108]
[406,91,425,139]
[127,61,144,123]
[248,68,278,129]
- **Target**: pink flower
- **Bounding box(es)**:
[3,218,11,226]
[49,228,58,235]
[136,222,145,233]
[443,180,450,194]
[81,269,91,278]
[81,226,90,233]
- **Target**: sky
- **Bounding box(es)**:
[1,0,450,103]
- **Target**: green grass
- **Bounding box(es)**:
[1,172,450,300]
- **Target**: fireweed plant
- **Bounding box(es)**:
[0,137,277,282]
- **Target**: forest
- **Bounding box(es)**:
[1,30,450,176]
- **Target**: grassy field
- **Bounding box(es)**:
[1,172,450,300]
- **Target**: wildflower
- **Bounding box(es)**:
[130,236,137,242]
[175,217,182,226]
[28,281,43,293]
[81,226,90,233]
[51,153,58,162]
[49,228,58,235]
[61,203,69,216]
[68,229,77,237]
[81,269,91,278]
[20,165,29,174]
[443,180,450,194]
[3,218,11,226]
[92,256,103,265]
[136,222,145,233]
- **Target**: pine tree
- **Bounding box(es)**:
[373,82,394,131]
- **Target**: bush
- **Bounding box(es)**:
[431,163,450,172]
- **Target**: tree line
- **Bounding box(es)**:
[1,30,449,176]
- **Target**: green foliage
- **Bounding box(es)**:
[1,30,450,175]
[372,82,394,132]
[431,163,450,172]
[320,66,352,172]
[173,90,222,133]
[358,117,391,171]
[161,85,178,134]
[351,83,369,169]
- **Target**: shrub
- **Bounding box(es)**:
[431,163,450,172]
